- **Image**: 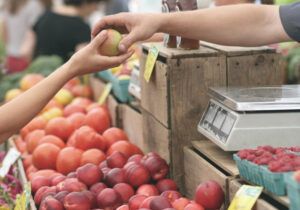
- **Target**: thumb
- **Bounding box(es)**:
[118,30,139,53]
[91,30,108,49]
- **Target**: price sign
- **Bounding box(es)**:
[144,44,159,82]
[0,148,20,178]
[98,83,112,105]
[14,182,31,210]
[228,185,263,210]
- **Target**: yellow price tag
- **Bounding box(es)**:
[144,44,159,82]
[14,182,31,210]
[228,185,263,210]
[98,83,112,105]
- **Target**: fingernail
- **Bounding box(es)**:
[119,44,126,52]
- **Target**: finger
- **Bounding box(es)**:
[90,30,108,48]
[118,30,140,53]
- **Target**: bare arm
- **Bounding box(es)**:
[0,30,134,143]
[92,4,291,52]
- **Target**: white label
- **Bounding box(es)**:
[0,148,20,177]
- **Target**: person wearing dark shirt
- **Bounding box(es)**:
[22,0,101,62]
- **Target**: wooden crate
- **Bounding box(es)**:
[228,179,288,210]
[89,75,119,127]
[183,147,229,209]
[139,42,282,189]
[118,104,144,151]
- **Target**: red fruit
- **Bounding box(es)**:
[143,156,168,180]
[102,127,129,148]
[54,191,69,204]
[63,104,86,117]
[128,195,148,210]
[39,135,65,149]
[31,176,51,193]
[128,154,143,164]
[84,108,110,134]
[156,179,178,193]
[113,183,134,203]
[67,113,86,131]
[46,117,73,141]
[29,169,58,181]
[25,129,46,154]
[172,198,190,210]
[51,175,66,186]
[32,143,60,170]
[80,149,106,166]
[90,182,107,195]
[126,165,151,187]
[150,196,172,210]
[71,85,93,99]
[97,188,122,209]
[40,198,64,210]
[161,191,182,203]
[34,186,57,206]
[99,160,108,169]
[67,172,77,179]
[117,204,129,210]
[60,178,87,192]
[107,151,127,168]
[56,147,83,175]
[107,141,143,159]
[136,184,159,196]
[184,203,204,210]
[139,196,155,209]
[141,153,160,164]
[74,126,106,151]
[21,117,47,139]
[101,167,111,179]
[123,161,138,172]
[105,168,126,187]
[195,181,224,210]
[76,163,102,186]
[64,191,91,210]
[71,97,93,108]
[82,190,97,209]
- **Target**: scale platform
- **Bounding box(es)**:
[198,85,300,151]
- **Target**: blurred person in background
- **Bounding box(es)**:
[22,0,102,63]
[106,0,129,15]
[1,0,44,73]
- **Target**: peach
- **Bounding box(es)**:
[71,85,93,99]
[60,178,87,192]
[5,88,22,102]
[101,167,111,180]
[117,204,129,210]
[156,179,178,193]
[105,168,126,187]
[97,188,122,209]
[127,154,143,164]
[98,29,123,56]
[143,156,168,180]
[54,89,74,106]
[46,117,73,141]
[90,182,107,195]
[25,129,46,154]
[161,190,182,203]
[123,161,138,172]
[128,195,148,210]
[54,191,69,204]
[136,184,159,196]
[172,198,190,210]
[34,186,57,206]
[64,192,91,210]
[184,203,205,210]
[20,74,44,91]
[51,175,66,186]
[139,196,155,209]
[40,197,64,210]
[76,163,102,186]
[67,112,85,131]
[99,160,108,169]
[80,149,106,166]
[113,183,134,203]
[140,153,160,165]
[82,190,97,209]
[63,104,86,117]
[71,97,93,108]
[107,151,127,168]
[126,165,151,187]
[150,196,172,210]
[67,172,77,179]
[31,176,51,193]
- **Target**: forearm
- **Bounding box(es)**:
[0,62,75,142]
[159,4,290,46]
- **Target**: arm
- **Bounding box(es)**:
[0,30,134,143]
[20,29,37,62]
[92,4,291,52]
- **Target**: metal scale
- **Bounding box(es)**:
[197,85,300,151]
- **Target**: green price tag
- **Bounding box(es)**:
[144,44,159,82]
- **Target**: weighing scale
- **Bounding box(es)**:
[197,85,300,151]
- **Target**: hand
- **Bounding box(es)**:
[67,30,134,77]
[92,13,161,53]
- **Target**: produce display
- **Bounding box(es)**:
[234,145,300,195]
[286,170,300,210]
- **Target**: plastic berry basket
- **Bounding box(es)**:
[250,163,264,186]
[286,173,300,210]
[95,70,113,82]
[261,166,287,196]
[233,154,250,180]
[110,74,132,103]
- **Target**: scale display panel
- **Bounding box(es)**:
[198,85,300,151]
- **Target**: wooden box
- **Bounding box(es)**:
[139,42,282,188]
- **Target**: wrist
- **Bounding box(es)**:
[157,13,172,33]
